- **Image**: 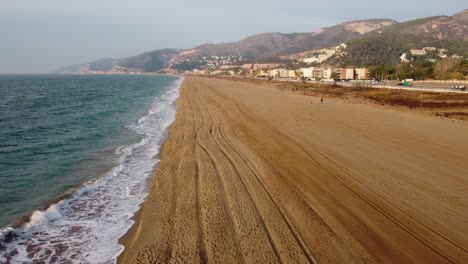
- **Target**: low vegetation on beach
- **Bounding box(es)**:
[230,78,468,120]
[433,111,468,121]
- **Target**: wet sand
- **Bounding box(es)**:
[119,77,468,263]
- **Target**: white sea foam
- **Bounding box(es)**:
[0,77,183,263]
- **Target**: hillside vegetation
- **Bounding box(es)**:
[330,32,468,67]
[333,10,467,63]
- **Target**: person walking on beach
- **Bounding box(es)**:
[321,97,324,103]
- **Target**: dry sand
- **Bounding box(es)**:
[119,77,468,263]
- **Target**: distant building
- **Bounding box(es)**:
[220,65,243,69]
[400,53,410,63]
[300,67,315,78]
[252,63,282,69]
[342,68,355,80]
[288,70,297,78]
[438,49,448,58]
[337,67,369,80]
[332,68,342,79]
[270,69,296,79]
[410,49,426,56]
[269,69,279,78]
[354,68,369,80]
[255,69,270,77]
[423,47,436,52]
[191,69,201,74]
[299,67,333,80]
[322,68,333,79]
[312,68,324,79]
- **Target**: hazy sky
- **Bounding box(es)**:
[0,1,465,73]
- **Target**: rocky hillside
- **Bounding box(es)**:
[341,19,397,34]
[379,10,467,40]
[453,9,468,24]
[191,33,310,57]
[57,49,182,73]
[117,49,182,72]
[183,19,396,59]
[327,10,468,66]
[87,58,118,71]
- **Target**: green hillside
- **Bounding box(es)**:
[327,9,467,69]
[330,32,468,67]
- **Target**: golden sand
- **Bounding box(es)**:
[119,77,468,263]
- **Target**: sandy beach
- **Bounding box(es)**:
[119,77,468,263]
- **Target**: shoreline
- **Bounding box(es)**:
[118,76,468,263]
[0,76,183,263]
[117,83,181,263]
[117,109,175,261]
[2,132,143,231]
[115,77,183,261]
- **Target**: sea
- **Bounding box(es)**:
[0,74,182,263]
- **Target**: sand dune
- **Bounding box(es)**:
[119,77,468,263]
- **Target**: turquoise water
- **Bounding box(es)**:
[0,74,181,263]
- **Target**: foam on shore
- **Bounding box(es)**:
[0,77,183,263]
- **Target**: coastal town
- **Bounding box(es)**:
[78,56,371,82]
[184,63,369,82]
[189,63,369,81]
[75,41,466,84]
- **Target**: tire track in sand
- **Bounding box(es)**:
[280,129,466,262]
[197,91,317,263]
[191,81,246,262]
[120,77,468,264]
[198,86,364,263]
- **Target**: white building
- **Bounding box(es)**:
[269,69,287,78]
[288,70,297,78]
[300,67,315,78]
[400,53,410,63]
[322,68,332,79]
[410,49,426,56]
[355,68,369,80]
[269,69,296,79]
[343,68,355,80]
[423,47,436,52]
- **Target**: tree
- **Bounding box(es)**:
[370,65,396,81]
[434,57,464,79]
[413,60,434,80]
[395,63,414,80]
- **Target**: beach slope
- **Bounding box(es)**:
[120,77,468,263]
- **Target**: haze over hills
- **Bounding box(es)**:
[57,9,467,73]
[190,19,397,57]
[57,18,397,73]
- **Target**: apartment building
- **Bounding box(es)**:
[269,69,296,79]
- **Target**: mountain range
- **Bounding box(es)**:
[57,9,467,73]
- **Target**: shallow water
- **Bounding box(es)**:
[0,74,181,263]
